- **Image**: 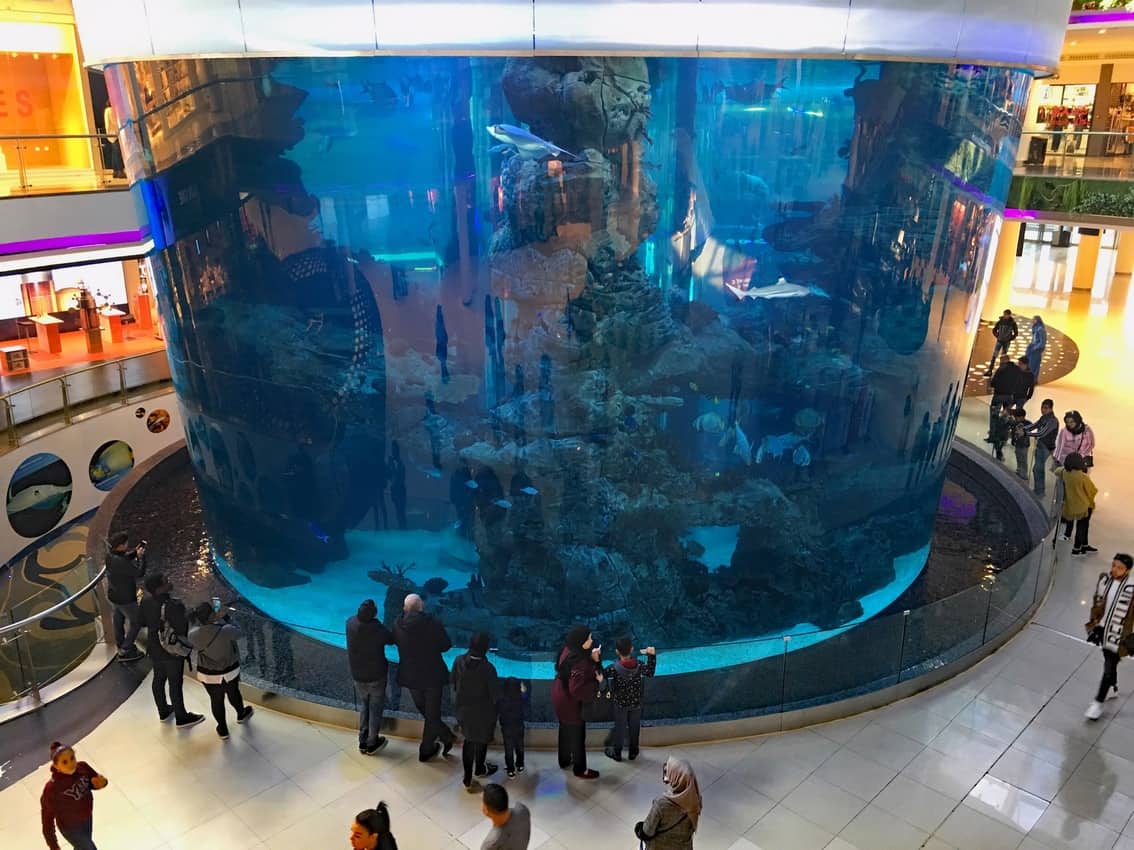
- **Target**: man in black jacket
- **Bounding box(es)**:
[105,532,145,662]
[1012,356,1036,407]
[985,309,1018,375]
[139,573,203,728]
[987,357,1018,439]
[394,593,456,761]
[346,598,394,755]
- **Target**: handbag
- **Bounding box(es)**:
[635,812,688,848]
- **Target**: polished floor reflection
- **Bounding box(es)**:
[1,258,1133,849]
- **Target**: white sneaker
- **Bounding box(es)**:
[1085,701,1104,720]
[1107,688,1120,702]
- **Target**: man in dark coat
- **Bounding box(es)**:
[104,531,146,662]
[451,632,500,791]
[393,593,456,761]
[139,573,204,728]
[985,309,1018,374]
[346,598,395,755]
[1012,356,1036,407]
[987,357,1018,439]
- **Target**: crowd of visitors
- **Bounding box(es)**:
[43,566,694,850]
[976,310,1134,723]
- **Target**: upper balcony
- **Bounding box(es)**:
[1008,129,1134,220]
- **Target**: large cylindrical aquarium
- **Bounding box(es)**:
[92,0,1065,718]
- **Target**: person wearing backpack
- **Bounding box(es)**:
[140,573,204,728]
[984,309,1018,375]
[189,601,253,740]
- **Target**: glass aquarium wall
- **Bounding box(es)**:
[106,56,1031,670]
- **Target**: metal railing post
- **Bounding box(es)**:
[117,359,128,404]
[15,631,42,704]
[981,586,993,645]
[779,635,791,720]
[59,377,72,425]
[2,396,17,448]
[896,610,910,682]
[14,137,30,192]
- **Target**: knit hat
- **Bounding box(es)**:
[49,741,71,762]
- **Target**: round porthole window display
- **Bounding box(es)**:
[146,409,171,433]
[89,440,135,491]
[7,452,73,538]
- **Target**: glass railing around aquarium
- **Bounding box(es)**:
[1016,130,1134,181]
[0,350,172,450]
[224,482,1061,723]
[0,557,110,706]
[0,134,129,197]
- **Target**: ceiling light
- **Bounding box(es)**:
[1099,28,1108,34]
[1070,40,1078,45]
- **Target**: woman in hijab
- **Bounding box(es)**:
[1054,410,1096,470]
[550,624,603,779]
[635,756,701,849]
[450,632,499,792]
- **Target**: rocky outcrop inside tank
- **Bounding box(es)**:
[448,56,916,653]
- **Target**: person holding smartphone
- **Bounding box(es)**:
[189,599,253,739]
[550,625,603,779]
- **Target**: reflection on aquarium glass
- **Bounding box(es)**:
[110,56,1030,667]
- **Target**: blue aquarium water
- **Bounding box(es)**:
[107,55,1031,665]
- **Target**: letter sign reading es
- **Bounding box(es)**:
[0,90,35,118]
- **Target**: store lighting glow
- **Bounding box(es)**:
[0,21,71,54]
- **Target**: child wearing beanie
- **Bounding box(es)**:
[41,742,108,850]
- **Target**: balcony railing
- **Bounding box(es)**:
[1016,130,1134,181]
[0,133,129,198]
[0,557,111,705]
[0,350,172,451]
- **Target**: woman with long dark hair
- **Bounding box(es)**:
[550,624,603,779]
[349,801,397,850]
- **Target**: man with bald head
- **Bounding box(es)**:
[394,593,457,760]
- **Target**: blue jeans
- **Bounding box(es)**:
[610,704,642,754]
[989,339,1011,369]
[112,601,141,651]
[60,820,97,850]
[1033,441,1051,495]
[355,679,387,748]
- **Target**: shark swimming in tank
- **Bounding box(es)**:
[726,277,830,301]
[6,483,70,515]
[486,124,579,161]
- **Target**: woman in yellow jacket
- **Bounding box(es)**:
[1056,452,1098,555]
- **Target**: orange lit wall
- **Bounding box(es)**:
[0,21,92,171]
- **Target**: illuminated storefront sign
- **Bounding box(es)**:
[0,20,92,173]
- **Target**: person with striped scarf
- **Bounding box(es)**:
[1085,554,1134,720]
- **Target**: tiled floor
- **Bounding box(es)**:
[2,261,1133,850]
